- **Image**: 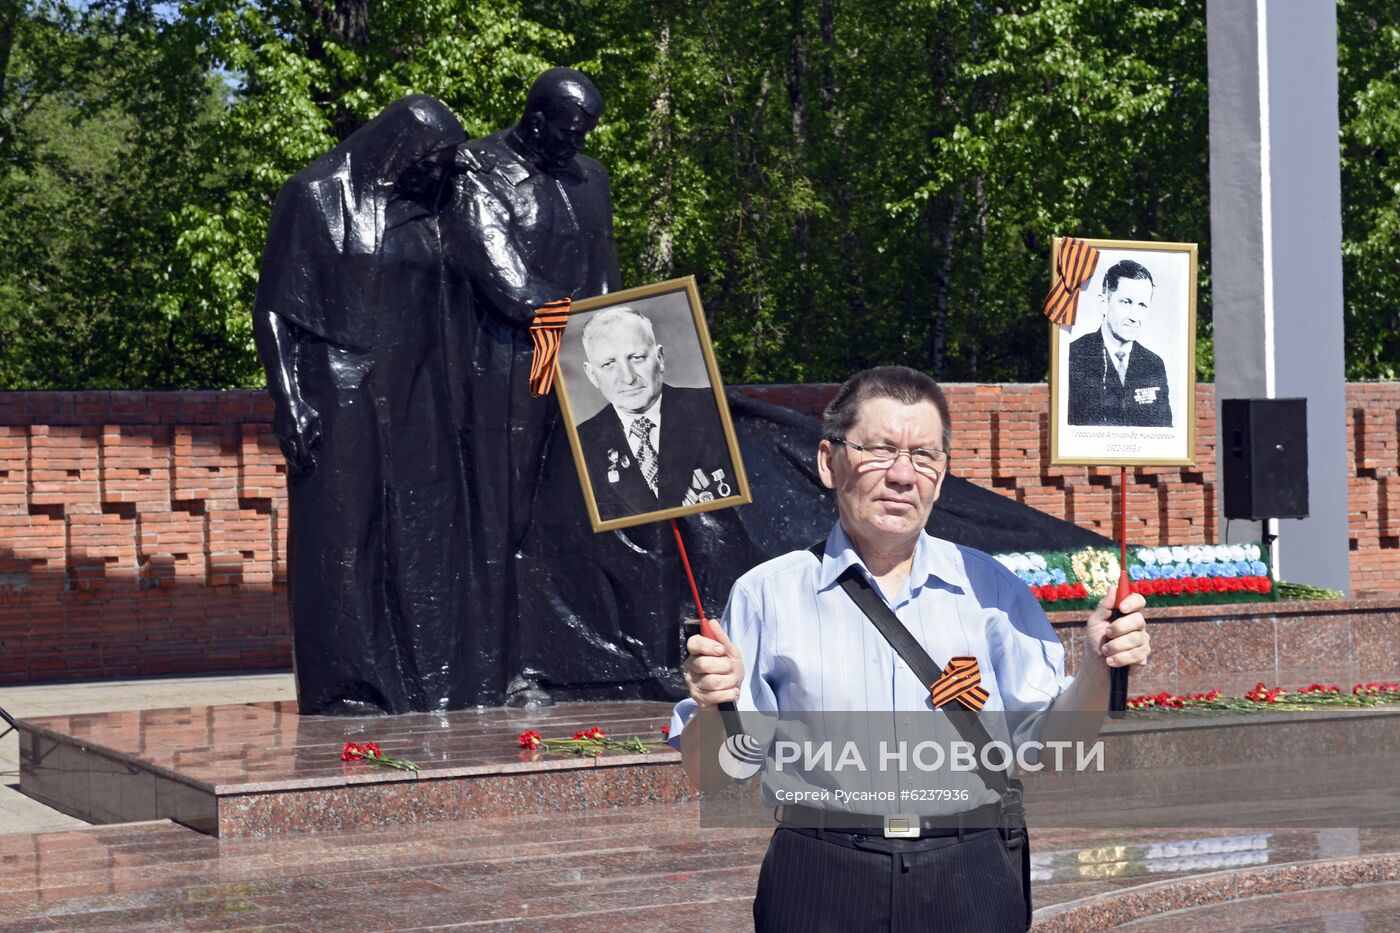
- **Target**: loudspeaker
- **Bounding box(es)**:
[1221,398,1309,520]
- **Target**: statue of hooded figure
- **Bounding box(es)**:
[253,94,492,715]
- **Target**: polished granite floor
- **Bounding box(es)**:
[0,803,766,931]
[0,674,299,835]
[17,700,692,838]
[7,681,1400,930]
[1117,881,1400,931]
[2,810,1396,931]
[19,700,680,792]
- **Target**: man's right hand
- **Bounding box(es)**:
[274,398,322,476]
[682,626,744,708]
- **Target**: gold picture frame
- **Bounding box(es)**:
[555,276,753,532]
[1048,238,1199,467]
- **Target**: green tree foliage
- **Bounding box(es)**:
[551,0,1210,382]
[0,0,1392,387]
[165,0,577,387]
[1339,0,1400,379]
[1,0,574,387]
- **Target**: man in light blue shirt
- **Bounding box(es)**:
[670,366,1150,932]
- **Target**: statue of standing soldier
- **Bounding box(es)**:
[442,67,622,706]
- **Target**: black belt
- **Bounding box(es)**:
[776,801,1004,839]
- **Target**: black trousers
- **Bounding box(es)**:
[752,827,1027,933]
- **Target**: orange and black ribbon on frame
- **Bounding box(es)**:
[527,298,572,396]
[1043,237,1101,327]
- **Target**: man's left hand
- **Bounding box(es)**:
[1084,591,1150,671]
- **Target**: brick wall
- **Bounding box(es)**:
[738,383,1220,548]
[0,393,287,684]
[1,384,1397,684]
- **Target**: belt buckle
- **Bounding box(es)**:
[883,814,920,839]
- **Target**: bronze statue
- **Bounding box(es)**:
[254,74,1109,717]
[254,95,478,715]
[442,68,622,706]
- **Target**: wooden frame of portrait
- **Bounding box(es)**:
[554,275,753,533]
[1049,238,1199,467]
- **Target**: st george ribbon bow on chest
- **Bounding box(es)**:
[929,656,989,711]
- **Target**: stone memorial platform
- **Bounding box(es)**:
[8,680,1400,929]
[15,700,686,838]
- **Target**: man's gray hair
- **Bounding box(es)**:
[581,305,656,356]
[821,366,952,452]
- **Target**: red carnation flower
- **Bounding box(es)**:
[518,730,543,750]
[1181,578,1199,594]
[342,742,364,761]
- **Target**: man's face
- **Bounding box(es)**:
[1101,276,1154,345]
[817,397,947,551]
[532,101,597,170]
[583,318,665,415]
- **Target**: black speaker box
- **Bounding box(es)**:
[1221,398,1309,521]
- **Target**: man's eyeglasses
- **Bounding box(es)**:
[829,438,948,476]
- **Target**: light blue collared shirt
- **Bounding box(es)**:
[666,518,1069,812]
[669,523,1073,768]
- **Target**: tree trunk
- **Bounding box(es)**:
[788,0,813,364]
[299,0,371,140]
[818,0,835,112]
[929,186,963,378]
[967,173,988,380]
[0,0,16,113]
[0,0,19,156]
[643,16,674,279]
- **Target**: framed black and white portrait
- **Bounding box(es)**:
[1049,238,1198,466]
[555,276,752,532]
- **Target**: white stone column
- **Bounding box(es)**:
[1207,0,1350,591]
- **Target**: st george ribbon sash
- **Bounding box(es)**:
[1043,237,1100,326]
[929,655,989,711]
[527,298,572,396]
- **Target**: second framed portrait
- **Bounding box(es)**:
[1049,238,1198,466]
[554,276,752,532]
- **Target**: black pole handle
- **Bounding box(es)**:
[696,617,745,738]
[1107,570,1132,718]
[1108,663,1130,718]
